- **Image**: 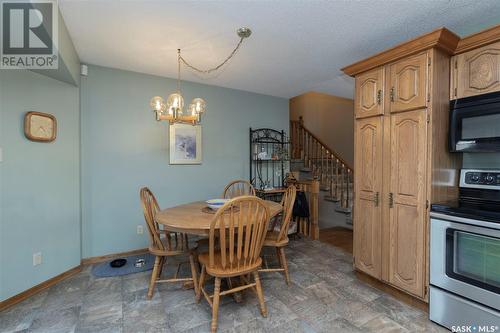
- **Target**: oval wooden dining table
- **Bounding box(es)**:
[155,199,282,301]
[155,200,283,235]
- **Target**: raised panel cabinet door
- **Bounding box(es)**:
[388,109,427,297]
[355,67,384,118]
[389,52,428,113]
[353,116,383,279]
[451,41,500,99]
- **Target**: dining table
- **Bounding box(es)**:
[155,200,283,236]
[154,199,283,301]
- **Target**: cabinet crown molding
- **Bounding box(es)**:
[342,27,460,77]
[455,24,500,54]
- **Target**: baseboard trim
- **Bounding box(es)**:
[81,248,149,266]
[0,248,150,312]
[0,265,81,312]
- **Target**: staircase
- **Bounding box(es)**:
[290,117,353,224]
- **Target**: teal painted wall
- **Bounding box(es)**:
[0,70,80,301]
[80,65,289,258]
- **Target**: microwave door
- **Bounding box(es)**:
[450,99,500,152]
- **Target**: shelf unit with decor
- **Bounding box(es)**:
[249,128,290,201]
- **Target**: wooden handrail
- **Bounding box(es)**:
[290,116,353,211]
[290,118,353,170]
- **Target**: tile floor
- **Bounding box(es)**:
[0,238,448,333]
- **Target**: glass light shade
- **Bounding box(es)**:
[166,92,184,116]
[150,96,166,112]
[189,98,206,115]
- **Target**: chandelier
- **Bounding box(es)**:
[150,27,252,125]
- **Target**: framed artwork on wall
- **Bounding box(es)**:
[169,123,202,164]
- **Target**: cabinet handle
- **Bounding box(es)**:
[390,87,395,102]
[374,192,380,207]
[389,192,394,208]
[377,90,382,105]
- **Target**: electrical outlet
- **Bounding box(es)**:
[33,252,42,266]
[137,225,144,235]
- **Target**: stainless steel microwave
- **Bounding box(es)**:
[450,91,500,152]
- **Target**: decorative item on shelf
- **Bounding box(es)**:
[24,111,57,142]
[149,27,252,125]
[257,147,268,160]
[169,123,202,164]
[284,172,298,186]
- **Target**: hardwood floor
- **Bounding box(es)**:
[319,227,353,254]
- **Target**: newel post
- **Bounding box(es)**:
[310,179,320,240]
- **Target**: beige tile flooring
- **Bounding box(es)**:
[0,238,447,332]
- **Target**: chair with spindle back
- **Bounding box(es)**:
[259,185,297,284]
[140,187,199,299]
[196,196,270,333]
[197,179,255,252]
[222,179,256,199]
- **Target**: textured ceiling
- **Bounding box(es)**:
[59,0,500,99]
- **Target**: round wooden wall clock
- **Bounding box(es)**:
[24,112,57,142]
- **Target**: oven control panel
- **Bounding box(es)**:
[460,169,500,189]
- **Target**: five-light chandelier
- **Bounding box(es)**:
[150,27,252,125]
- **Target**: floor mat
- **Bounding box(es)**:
[91,253,155,277]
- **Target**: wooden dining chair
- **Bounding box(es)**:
[140,187,199,299]
[259,185,296,285]
[222,179,256,199]
[196,196,270,333]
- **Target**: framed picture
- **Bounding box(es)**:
[169,123,202,164]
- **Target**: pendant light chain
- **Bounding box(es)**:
[149,27,250,124]
[178,36,245,75]
[177,49,181,93]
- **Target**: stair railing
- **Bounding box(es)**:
[290,116,353,210]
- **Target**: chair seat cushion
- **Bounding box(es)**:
[263,231,288,247]
[198,251,262,277]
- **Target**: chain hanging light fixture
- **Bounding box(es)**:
[150,27,252,125]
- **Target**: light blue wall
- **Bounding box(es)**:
[81,65,289,258]
[0,70,80,301]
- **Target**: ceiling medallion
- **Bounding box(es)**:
[150,27,252,125]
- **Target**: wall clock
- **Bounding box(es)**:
[24,112,57,142]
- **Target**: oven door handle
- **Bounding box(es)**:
[430,212,500,230]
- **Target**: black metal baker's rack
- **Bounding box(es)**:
[249,128,290,199]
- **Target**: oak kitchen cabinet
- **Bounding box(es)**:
[389,53,428,113]
[343,28,461,301]
[355,67,385,118]
[353,116,383,278]
[451,40,500,99]
[388,109,428,297]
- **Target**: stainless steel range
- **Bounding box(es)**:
[430,169,500,329]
